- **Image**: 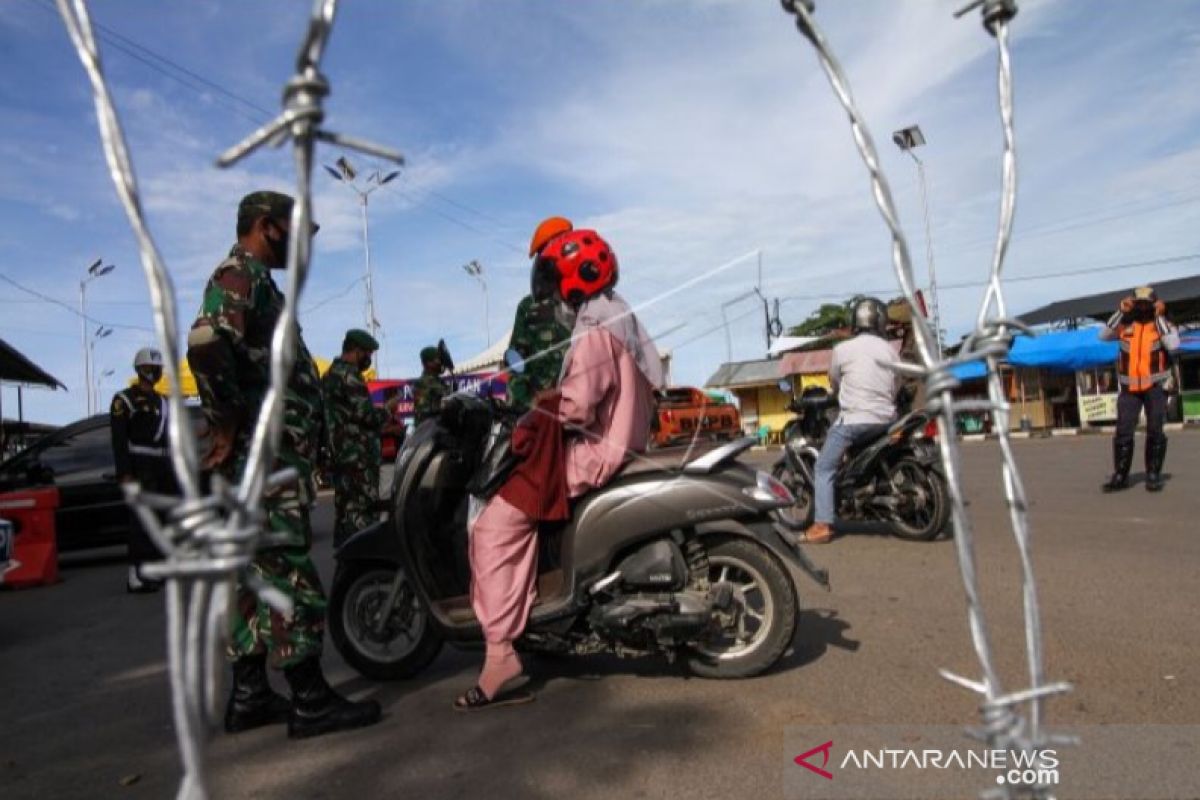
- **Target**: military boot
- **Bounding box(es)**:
[1145,437,1168,492]
[224,655,291,734]
[284,657,382,739]
[1101,437,1134,493]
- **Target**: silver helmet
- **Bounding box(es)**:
[850,297,888,336]
[133,347,163,369]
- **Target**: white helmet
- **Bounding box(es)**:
[133,347,164,369]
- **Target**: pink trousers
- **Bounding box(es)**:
[469,495,539,645]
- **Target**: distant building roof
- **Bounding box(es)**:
[1018,273,1200,327]
[779,338,902,375]
[766,336,820,356]
[704,358,783,389]
[0,338,65,389]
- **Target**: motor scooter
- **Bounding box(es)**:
[329,356,828,681]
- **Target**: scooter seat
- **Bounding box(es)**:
[615,442,724,478]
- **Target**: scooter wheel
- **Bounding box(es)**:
[329,560,444,680]
[686,537,798,679]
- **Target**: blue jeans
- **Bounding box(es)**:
[813,423,888,525]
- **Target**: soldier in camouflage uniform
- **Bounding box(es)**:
[413,346,450,423]
[507,216,576,410]
[506,295,575,411]
[187,190,381,740]
[322,328,399,547]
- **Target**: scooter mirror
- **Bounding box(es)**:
[437,338,455,374]
[777,378,793,394]
[504,348,526,374]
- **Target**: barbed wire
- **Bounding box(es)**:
[779,1,1072,798]
[54,0,401,797]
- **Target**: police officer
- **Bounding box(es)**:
[322,329,399,547]
[188,190,381,739]
[109,347,173,593]
[413,346,450,423]
[506,216,576,411]
[1100,286,1181,493]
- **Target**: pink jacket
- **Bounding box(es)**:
[558,326,656,497]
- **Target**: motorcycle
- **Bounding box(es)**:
[328,353,829,682]
[771,381,950,541]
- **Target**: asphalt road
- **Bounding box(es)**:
[2,432,1198,799]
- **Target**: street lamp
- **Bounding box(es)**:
[325,157,402,347]
[462,260,490,346]
[88,326,112,415]
[892,124,942,358]
[95,367,115,406]
[80,259,116,416]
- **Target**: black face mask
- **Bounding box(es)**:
[1133,303,1154,323]
[266,221,290,267]
[138,368,162,386]
[361,356,372,372]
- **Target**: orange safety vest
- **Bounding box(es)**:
[1116,321,1170,393]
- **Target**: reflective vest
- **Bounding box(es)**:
[1116,321,1170,393]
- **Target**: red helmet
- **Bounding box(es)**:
[539,229,618,305]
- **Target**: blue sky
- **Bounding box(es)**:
[1,0,1198,425]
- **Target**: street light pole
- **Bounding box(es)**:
[89,326,112,414]
[79,259,115,416]
[892,125,942,358]
[462,260,490,346]
[325,158,401,351]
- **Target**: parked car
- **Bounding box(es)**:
[0,408,208,553]
[651,387,741,448]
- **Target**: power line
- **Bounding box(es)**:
[774,252,1200,306]
[0,272,153,332]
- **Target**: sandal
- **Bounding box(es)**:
[453,683,534,712]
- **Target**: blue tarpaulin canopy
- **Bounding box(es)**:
[950,328,1200,381]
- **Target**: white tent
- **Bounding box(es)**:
[458,329,512,373]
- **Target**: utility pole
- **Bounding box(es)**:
[892,124,943,358]
[79,259,115,416]
[325,157,401,348]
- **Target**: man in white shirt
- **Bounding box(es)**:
[804,297,898,544]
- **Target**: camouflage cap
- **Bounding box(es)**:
[238,190,294,222]
[344,328,379,352]
[420,346,440,363]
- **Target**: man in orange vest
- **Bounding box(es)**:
[1099,286,1180,492]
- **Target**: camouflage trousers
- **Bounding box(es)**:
[229,490,325,669]
[332,460,381,548]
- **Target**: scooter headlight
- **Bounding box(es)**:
[743,470,796,507]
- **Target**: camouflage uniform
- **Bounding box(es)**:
[188,237,326,670]
[506,294,574,411]
[322,355,389,546]
[413,367,449,423]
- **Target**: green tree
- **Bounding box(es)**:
[787,297,862,337]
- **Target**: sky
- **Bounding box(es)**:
[1,0,1198,425]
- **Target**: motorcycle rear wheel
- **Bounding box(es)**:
[887,459,950,541]
[772,461,815,530]
[685,538,798,679]
[329,561,444,680]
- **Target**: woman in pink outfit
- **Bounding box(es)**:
[455,229,663,711]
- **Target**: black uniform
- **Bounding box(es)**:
[110,385,176,567]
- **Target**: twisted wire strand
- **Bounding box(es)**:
[782,0,1003,697]
[55,0,400,796]
[781,2,1071,797]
